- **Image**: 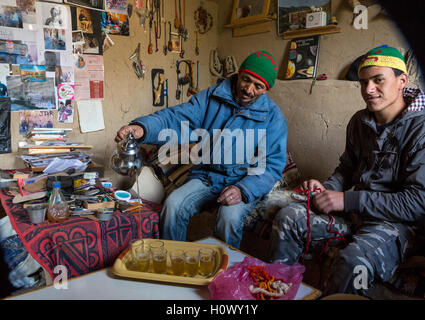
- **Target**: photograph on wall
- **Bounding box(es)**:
[19,110,54,134]
[20,64,46,82]
[43,50,60,72]
[0,39,38,65]
[0,5,23,29]
[82,33,99,54]
[76,7,93,34]
[41,3,67,29]
[285,35,320,80]
[72,30,84,44]
[56,65,74,84]
[0,63,9,97]
[43,27,66,50]
[100,11,129,36]
[277,0,331,35]
[16,0,37,26]
[104,0,127,15]
[57,99,73,123]
[7,75,56,111]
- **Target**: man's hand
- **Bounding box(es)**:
[217,185,242,206]
[313,190,344,214]
[115,125,144,143]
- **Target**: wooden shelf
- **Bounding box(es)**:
[282,25,341,39]
[225,17,273,29]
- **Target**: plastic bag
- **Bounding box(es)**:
[208,256,305,300]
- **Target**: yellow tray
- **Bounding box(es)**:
[112,239,229,286]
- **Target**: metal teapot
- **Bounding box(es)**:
[110,132,143,176]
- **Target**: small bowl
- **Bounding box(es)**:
[114,190,131,202]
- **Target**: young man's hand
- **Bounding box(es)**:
[217,185,242,206]
[313,190,344,214]
[301,179,325,194]
[115,125,144,142]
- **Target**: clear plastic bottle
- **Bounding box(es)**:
[47,181,70,223]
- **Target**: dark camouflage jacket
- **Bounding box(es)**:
[323,88,425,223]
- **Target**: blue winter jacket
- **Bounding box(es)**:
[131,75,287,203]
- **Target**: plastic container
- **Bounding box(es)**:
[47,181,70,223]
[114,190,132,202]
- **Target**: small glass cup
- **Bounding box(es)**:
[149,240,164,251]
[184,249,199,277]
[132,242,151,272]
[151,247,168,274]
[126,239,144,271]
[199,248,215,277]
[169,248,185,276]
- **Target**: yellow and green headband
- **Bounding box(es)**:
[358,45,407,75]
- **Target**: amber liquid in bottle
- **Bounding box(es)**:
[47,181,70,223]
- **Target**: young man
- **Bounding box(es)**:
[270,45,425,295]
[115,51,287,249]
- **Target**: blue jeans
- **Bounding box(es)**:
[160,179,258,248]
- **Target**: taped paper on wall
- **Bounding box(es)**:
[77,100,104,133]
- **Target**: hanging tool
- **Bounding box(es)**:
[129,43,145,79]
[167,21,173,52]
[174,0,180,29]
[196,60,199,92]
[165,79,168,108]
[195,31,199,56]
[148,19,153,54]
[154,21,159,52]
[179,0,188,40]
[187,60,198,97]
[179,35,185,58]
[163,21,168,55]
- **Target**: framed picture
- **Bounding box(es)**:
[277,0,331,35]
[229,0,271,25]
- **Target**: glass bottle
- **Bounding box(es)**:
[47,181,70,223]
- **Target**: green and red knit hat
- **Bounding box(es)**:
[358,45,407,75]
[239,50,279,90]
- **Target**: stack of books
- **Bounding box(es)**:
[18,128,93,171]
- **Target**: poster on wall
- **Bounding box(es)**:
[104,0,127,15]
[73,53,104,100]
[70,6,103,55]
[101,11,129,36]
[285,35,320,80]
[64,0,104,11]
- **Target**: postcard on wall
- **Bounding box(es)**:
[57,99,73,123]
[77,100,105,133]
[43,28,67,51]
[285,35,320,80]
[104,0,127,15]
[19,109,54,134]
[7,75,56,111]
[56,65,74,84]
[42,50,60,71]
[73,53,104,100]
[20,64,46,82]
